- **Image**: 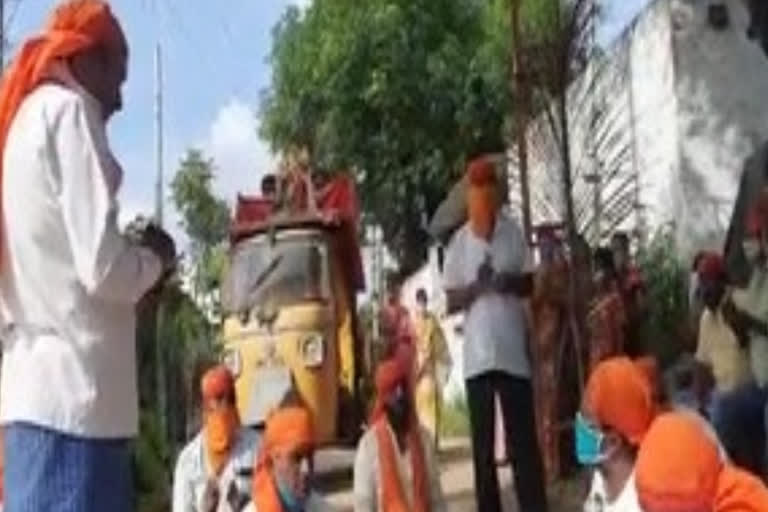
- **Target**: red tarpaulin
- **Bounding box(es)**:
[232,175,365,291]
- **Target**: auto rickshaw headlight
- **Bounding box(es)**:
[300,333,325,368]
[222,349,242,377]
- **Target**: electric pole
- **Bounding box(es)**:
[154,43,164,228]
[153,41,167,442]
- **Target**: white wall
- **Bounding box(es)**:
[511,0,768,257]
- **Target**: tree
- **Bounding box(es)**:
[171,149,230,312]
[261,0,510,272]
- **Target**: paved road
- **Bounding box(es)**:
[313,438,576,512]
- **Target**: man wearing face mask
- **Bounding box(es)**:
[731,200,768,389]
[173,366,261,512]
[443,155,547,512]
[0,2,177,510]
[353,345,446,512]
[693,253,763,474]
[412,289,451,450]
[245,405,330,512]
[578,357,656,512]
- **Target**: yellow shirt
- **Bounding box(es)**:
[695,307,751,393]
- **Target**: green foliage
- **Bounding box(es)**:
[170,149,230,252]
[134,149,233,508]
[440,394,470,437]
[261,0,510,271]
[637,231,690,368]
[133,411,172,512]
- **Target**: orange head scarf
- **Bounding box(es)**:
[370,345,430,512]
[252,406,314,512]
[466,156,498,240]
[583,357,655,445]
[636,412,768,512]
[200,365,240,476]
[0,0,125,267]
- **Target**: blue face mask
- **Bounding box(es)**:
[276,476,306,512]
[575,412,606,466]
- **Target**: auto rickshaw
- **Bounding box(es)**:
[219,171,368,445]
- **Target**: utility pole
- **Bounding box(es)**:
[511,0,532,243]
[154,43,164,228]
[153,41,167,442]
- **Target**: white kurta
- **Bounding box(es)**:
[0,63,162,437]
[442,212,533,380]
[172,428,261,512]
[352,422,446,512]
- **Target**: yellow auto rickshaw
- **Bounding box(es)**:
[220,175,368,445]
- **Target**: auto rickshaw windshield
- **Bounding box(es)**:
[222,232,330,314]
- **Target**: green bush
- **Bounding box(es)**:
[441,394,471,437]
[636,230,690,368]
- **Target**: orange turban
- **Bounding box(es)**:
[466,155,497,240]
[252,406,314,512]
[371,344,414,423]
[370,346,429,512]
[201,365,235,402]
[583,357,655,445]
[0,0,125,268]
[636,412,768,512]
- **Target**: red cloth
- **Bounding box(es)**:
[698,252,726,281]
[370,346,429,512]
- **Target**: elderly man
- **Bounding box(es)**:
[579,357,656,512]
[353,345,445,512]
[246,405,331,512]
[0,2,176,510]
[636,412,768,512]
[443,155,548,512]
[173,366,261,512]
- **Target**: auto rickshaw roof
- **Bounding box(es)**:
[230,212,344,244]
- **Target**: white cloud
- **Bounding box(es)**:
[289,0,313,9]
[203,98,276,204]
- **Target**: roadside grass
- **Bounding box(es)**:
[441,394,471,437]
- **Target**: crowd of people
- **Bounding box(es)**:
[5,1,768,512]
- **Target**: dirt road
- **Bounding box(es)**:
[314,438,582,511]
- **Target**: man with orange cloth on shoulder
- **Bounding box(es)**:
[353,345,446,512]
[0,1,176,510]
[174,366,261,512]
[245,405,331,512]
[636,411,768,512]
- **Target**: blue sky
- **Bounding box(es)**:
[6,0,647,232]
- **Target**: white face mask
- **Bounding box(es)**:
[743,239,762,263]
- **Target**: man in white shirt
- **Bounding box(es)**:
[173,366,261,512]
[0,2,175,510]
[442,156,547,512]
[579,357,655,512]
[353,345,445,512]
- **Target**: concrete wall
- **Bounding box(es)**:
[513,0,768,256]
